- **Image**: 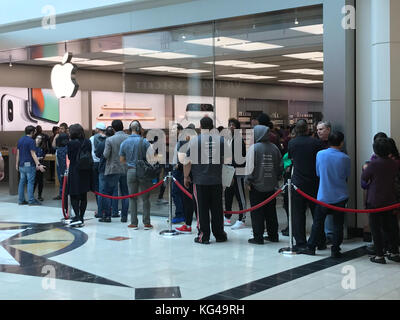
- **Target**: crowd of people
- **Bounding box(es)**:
[13,113,400,264]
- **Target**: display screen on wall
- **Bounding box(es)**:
[91,91,166,129]
[174,95,230,129]
[0,87,81,131]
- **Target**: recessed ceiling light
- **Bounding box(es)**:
[204,60,278,68]
[225,42,283,51]
[103,48,160,55]
[279,79,323,84]
[140,52,196,59]
[35,56,89,63]
[281,68,323,75]
[219,74,276,80]
[170,68,209,74]
[185,36,249,47]
[139,66,208,73]
[76,60,123,66]
[283,52,323,60]
[290,24,324,35]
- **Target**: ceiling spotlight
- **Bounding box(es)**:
[294,17,299,25]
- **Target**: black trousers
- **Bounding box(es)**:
[224,176,246,221]
[249,189,278,242]
[34,170,44,197]
[369,210,400,257]
[70,193,88,221]
[193,184,225,242]
[183,183,196,226]
[307,201,347,253]
[292,190,318,248]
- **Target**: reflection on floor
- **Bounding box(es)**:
[0,199,399,300]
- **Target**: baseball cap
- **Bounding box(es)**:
[95,122,106,131]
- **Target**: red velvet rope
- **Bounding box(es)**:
[173,178,283,215]
[93,179,164,199]
[61,172,69,219]
[295,187,400,213]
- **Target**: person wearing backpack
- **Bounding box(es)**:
[120,120,155,230]
[67,124,93,227]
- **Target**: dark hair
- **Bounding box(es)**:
[25,125,36,136]
[373,138,392,158]
[52,126,59,134]
[69,124,85,140]
[228,118,240,129]
[257,113,270,126]
[105,126,115,137]
[294,119,308,136]
[111,120,123,132]
[217,126,224,132]
[59,123,68,130]
[328,131,345,147]
[175,123,183,131]
[200,116,213,130]
[35,125,43,134]
[387,138,400,159]
[374,132,387,141]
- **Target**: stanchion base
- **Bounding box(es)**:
[279,247,298,255]
[160,230,181,237]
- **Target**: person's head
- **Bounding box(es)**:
[257,113,271,126]
[105,126,115,138]
[328,131,345,148]
[387,138,400,159]
[111,120,123,132]
[317,121,332,141]
[35,125,43,135]
[228,118,240,132]
[95,122,106,135]
[59,123,68,133]
[187,123,195,130]
[69,124,85,140]
[200,116,213,130]
[25,125,36,137]
[35,134,43,147]
[52,126,59,135]
[129,120,142,134]
[294,119,309,136]
[250,118,259,128]
[373,132,387,142]
[217,126,224,133]
[373,138,392,159]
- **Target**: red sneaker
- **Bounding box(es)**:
[175,224,192,233]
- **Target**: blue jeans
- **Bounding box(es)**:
[172,169,184,218]
[104,174,129,218]
[324,214,334,241]
[18,165,36,204]
[98,172,107,217]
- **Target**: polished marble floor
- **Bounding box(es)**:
[0,182,399,300]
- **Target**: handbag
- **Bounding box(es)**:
[136,138,161,180]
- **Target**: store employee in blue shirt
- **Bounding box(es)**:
[16,125,46,206]
[299,131,351,258]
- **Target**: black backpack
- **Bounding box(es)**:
[136,138,161,180]
[76,140,93,171]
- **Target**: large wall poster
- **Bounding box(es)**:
[91,91,166,130]
[0,87,81,131]
[174,95,230,129]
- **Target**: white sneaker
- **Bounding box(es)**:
[231,220,246,230]
[224,217,232,226]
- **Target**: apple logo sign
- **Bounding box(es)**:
[51,52,79,98]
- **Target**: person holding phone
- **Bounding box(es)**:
[52,123,69,200]
[16,125,46,206]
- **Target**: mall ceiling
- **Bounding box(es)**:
[1,5,323,88]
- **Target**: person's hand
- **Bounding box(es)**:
[362,164,368,170]
[37,164,46,173]
[0,171,4,181]
[184,176,191,189]
[246,184,252,192]
[16,165,19,172]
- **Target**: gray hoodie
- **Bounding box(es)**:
[245,125,283,192]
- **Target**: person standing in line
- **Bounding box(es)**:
[361,138,400,264]
[120,120,154,230]
[224,118,247,230]
[288,119,325,251]
[171,123,185,224]
[52,123,69,200]
[90,122,107,218]
[95,126,115,222]
[66,124,93,227]
[103,120,130,222]
[245,125,282,244]
[16,125,46,206]
[176,125,198,233]
[298,131,350,258]
[0,151,4,181]
[33,134,46,201]
[184,116,228,244]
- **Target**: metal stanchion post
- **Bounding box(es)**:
[279,179,297,255]
[160,171,180,237]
